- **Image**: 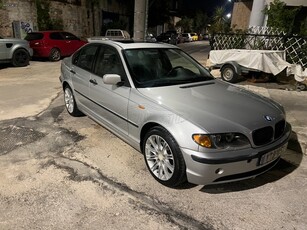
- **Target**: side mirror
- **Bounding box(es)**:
[102,74,122,85]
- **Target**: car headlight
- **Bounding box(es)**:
[192,133,250,150]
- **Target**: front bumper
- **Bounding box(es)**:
[181,123,291,185]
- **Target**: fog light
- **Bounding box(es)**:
[215,168,224,175]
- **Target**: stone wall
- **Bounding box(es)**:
[49,0,88,38]
[0,0,133,38]
[0,0,37,37]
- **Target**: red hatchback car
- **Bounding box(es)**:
[25,31,87,61]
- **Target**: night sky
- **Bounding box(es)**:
[182,0,234,16]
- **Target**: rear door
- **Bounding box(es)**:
[61,32,85,56]
[49,32,67,55]
[70,44,99,109]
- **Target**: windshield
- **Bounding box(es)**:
[123,48,213,88]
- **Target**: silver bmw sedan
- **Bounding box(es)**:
[60,41,291,187]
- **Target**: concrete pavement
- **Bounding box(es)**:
[0,61,61,120]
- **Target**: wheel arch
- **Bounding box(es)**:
[62,81,72,90]
[12,47,30,56]
[140,122,161,151]
[9,44,29,58]
[62,81,73,91]
[221,61,242,75]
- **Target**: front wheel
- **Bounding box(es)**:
[143,126,186,187]
[12,49,30,67]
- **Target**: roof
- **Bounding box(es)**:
[88,40,178,50]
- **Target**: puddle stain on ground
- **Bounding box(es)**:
[0,125,45,155]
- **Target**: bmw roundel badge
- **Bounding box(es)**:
[264,115,274,121]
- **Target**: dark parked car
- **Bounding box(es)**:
[156,31,180,45]
[25,31,87,61]
[60,40,291,187]
[0,36,33,67]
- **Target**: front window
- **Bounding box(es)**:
[94,47,125,78]
[62,32,79,40]
[124,48,213,88]
[50,32,63,40]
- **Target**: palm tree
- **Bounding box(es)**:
[211,7,229,33]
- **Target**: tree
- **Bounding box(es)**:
[209,7,230,33]
[35,0,63,30]
[36,0,53,30]
[263,0,299,34]
[193,11,209,34]
[300,17,307,36]
[176,16,192,32]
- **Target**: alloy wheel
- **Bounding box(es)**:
[145,135,175,181]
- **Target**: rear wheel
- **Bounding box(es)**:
[12,49,30,67]
[143,126,186,187]
[221,64,239,83]
[49,48,61,61]
[64,86,83,116]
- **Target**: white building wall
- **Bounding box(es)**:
[266,0,307,7]
[249,0,266,27]
[249,0,307,28]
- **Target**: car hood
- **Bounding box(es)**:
[137,80,284,133]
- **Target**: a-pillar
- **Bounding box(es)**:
[133,0,148,41]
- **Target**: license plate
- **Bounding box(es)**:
[258,144,287,166]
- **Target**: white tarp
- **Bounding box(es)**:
[209,49,307,82]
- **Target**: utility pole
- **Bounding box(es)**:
[133,0,148,41]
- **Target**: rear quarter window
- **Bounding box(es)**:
[24,33,44,41]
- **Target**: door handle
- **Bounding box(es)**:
[70,69,76,74]
[89,79,98,85]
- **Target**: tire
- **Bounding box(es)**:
[297,83,306,91]
[142,126,187,187]
[49,48,61,61]
[12,49,30,67]
[64,86,83,116]
[221,64,239,83]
